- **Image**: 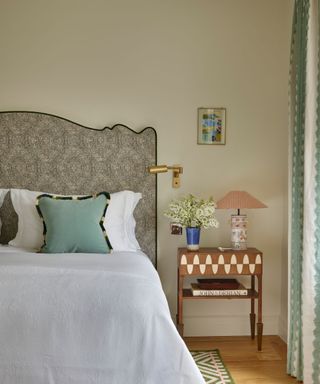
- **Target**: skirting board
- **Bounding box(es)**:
[181,314,280,336]
[278,314,288,343]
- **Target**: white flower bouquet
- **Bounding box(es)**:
[164,194,219,229]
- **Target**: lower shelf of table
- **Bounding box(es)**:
[182,288,258,299]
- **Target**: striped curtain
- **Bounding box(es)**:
[288,0,320,382]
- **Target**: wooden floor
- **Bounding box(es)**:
[185,335,299,384]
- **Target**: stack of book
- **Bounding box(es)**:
[191,278,248,296]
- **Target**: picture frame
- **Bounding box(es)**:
[197,107,226,145]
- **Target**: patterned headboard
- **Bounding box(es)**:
[0,111,157,266]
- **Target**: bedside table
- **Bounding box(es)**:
[177,247,263,350]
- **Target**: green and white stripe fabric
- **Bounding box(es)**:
[288,0,320,382]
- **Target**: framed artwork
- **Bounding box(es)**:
[197,107,226,145]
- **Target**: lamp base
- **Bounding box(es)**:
[231,214,247,250]
[232,242,247,251]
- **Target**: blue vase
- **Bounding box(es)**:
[186,227,200,251]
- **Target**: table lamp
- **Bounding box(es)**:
[216,190,267,250]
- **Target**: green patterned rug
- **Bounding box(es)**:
[191,349,235,384]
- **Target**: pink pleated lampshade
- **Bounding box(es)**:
[216,191,267,209]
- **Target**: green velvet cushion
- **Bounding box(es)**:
[36,192,112,253]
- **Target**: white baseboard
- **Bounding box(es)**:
[181,314,280,336]
[278,314,288,343]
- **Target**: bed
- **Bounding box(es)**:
[0,112,204,384]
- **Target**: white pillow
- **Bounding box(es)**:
[104,191,141,251]
[0,189,9,234]
[9,189,141,251]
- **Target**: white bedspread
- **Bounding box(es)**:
[0,247,204,384]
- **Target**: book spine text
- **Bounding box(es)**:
[192,289,248,296]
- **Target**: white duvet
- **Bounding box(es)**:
[0,247,204,384]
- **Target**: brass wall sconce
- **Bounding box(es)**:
[148,165,183,188]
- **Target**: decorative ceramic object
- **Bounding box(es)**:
[186,227,201,250]
[164,194,219,249]
[231,214,247,250]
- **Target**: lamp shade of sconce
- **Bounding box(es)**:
[148,164,183,188]
[216,190,267,250]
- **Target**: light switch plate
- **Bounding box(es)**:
[171,223,183,235]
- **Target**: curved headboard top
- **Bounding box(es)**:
[0,111,157,266]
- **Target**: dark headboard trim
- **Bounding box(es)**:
[0,110,157,135]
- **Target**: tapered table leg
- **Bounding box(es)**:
[250,312,256,339]
[257,275,263,351]
[177,321,184,336]
[250,276,255,339]
[177,271,184,337]
[257,322,263,351]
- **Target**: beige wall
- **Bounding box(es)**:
[0,0,292,336]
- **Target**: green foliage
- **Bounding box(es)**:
[164,194,219,229]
